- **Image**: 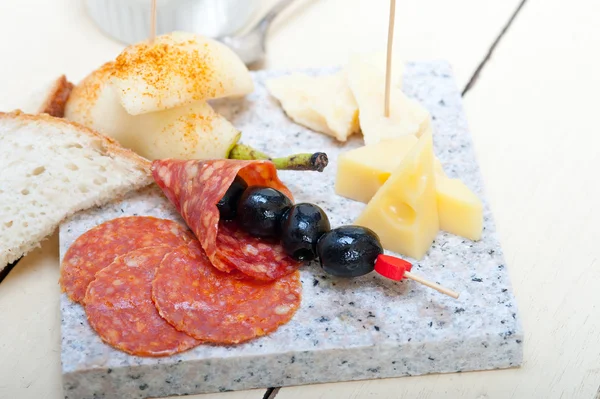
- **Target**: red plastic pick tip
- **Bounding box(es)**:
[375,254,413,281]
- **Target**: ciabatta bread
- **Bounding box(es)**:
[0,111,152,269]
[37,75,74,117]
[19,75,74,117]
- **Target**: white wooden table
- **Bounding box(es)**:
[1,0,599,398]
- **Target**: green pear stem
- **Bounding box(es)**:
[228,144,328,172]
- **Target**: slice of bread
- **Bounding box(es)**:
[19,75,74,117]
[0,111,153,270]
[37,75,74,117]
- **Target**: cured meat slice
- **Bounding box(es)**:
[60,216,195,303]
[152,159,302,279]
[216,221,302,280]
[152,245,302,344]
[84,246,201,357]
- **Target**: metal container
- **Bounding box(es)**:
[85,0,259,44]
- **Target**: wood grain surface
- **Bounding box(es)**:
[5,0,596,398]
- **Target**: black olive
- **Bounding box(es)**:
[237,186,292,238]
[316,226,383,277]
[216,176,248,221]
[280,203,331,261]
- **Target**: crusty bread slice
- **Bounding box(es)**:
[0,111,152,270]
[37,75,74,117]
[18,75,74,117]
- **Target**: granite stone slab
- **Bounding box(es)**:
[60,62,523,399]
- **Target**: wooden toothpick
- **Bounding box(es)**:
[150,0,157,43]
[384,0,396,118]
[404,271,460,299]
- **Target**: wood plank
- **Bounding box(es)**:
[265,0,523,89]
[277,0,600,397]
[0,233,62,398]
[0,260,19,284]
[0,0,522,112]
[0,1,521,398]
[0,0,123,111]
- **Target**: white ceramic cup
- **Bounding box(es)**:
[85,0,259,44]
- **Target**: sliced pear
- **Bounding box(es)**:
[134,103,241,161]
[64,62,135,149]
[65,63,240,161]
[346,53,431,145]
[267,71,360,142]
[110,32,254,115]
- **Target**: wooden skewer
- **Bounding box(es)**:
[150,0,157,43]
[384,0,396,118]
[404,271,460,299]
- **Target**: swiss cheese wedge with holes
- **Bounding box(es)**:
[337,136,482,241]
[435,165,483,241]
[354,132,439,259]
[335,135,419,203]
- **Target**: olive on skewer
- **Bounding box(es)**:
[217,176,248,221]
[237,186,292,238]
[316,226,382,277]
[216,177,459,298]
[281,203,330,261]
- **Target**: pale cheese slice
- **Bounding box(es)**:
[267,72,359,142]
[346,53,432,145]
[345,51,404,88]
[355,133,439,260]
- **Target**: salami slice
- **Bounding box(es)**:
[216,221,302,280]
[84,246,201,357]
[60,216,195,303]
[152,245,302,344]
[152,159,302,279]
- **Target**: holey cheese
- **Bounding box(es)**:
[337,137,483,244]
[355,133,439,260]
[434,163,483,241]
[335,135,418,203]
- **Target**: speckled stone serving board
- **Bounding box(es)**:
[59,62,523,399]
